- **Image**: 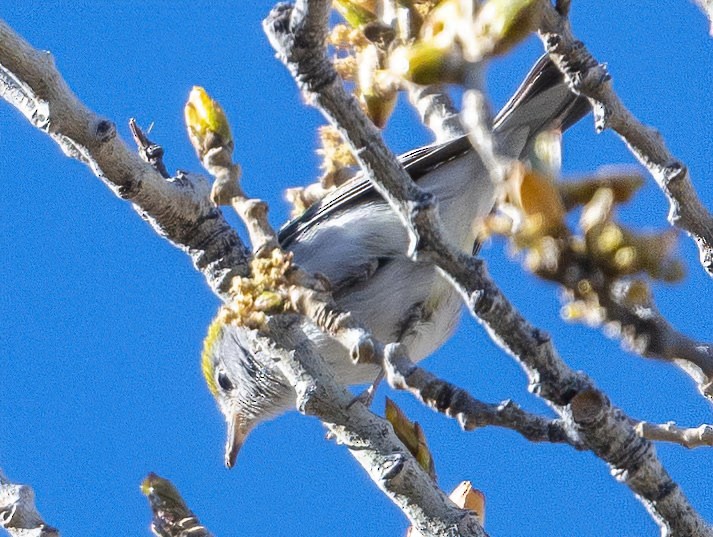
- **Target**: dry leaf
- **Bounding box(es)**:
[385,398,436,481]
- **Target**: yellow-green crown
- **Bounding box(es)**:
[201,314,226,397]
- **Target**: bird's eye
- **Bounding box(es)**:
[217,371,235,392]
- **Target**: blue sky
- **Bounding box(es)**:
[0,3,711,536]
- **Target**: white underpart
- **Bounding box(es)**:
[289,151,495,385]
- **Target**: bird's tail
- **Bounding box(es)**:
[494,54,590,159]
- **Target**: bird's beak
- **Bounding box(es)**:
[225,412,248,469]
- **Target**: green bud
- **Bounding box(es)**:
[184,86,233,157]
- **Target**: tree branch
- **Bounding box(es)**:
[262,2,713,535]
[405,82,465,141]
[536,228,713,398]
[0,470,59,537]
[571,391,710,534]
[264,2,440,265]
[0,16,483,537]
[536,2,713,277]
[263,315,487,537]
[0,19,249,296]
[383,344,583,448]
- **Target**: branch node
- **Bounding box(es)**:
[662,161,686,188]
[381,453,407,482]
[94,118,116,143]
[570,389,607,425]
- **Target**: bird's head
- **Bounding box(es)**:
[201,316,293,468]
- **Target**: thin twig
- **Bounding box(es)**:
[141,473,214,537]
[537,2,713,278]
[531,226,713,398]
[129,119,170,178]
[383,344,583,448]
[405,82,465,141]
[635,421,713,449]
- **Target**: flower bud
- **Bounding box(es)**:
[473,0,542,56]
[184,86,233,158]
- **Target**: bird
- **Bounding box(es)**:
[201,54,590,467]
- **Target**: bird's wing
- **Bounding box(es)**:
[278,54,589,248]
[278,135,473,247]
